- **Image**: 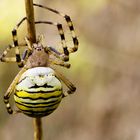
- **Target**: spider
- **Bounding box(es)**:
[0,3,79,117]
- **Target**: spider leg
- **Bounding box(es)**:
[46,46,71,68]
[48,46,61,55]
[0,45,16,62]
[12,17,27,67]
[49,59,70,68]
[45,46,69,63]
[35,21,69,61]
[64,15,79,53]
[33,3,79,53]
[0,43,27,63]
[53,69,76,97]
[4,67,27,114]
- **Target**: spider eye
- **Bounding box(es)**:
[36,47,41,51]
[32,43,43,51]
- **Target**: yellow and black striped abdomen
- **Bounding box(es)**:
[14,67,63,117]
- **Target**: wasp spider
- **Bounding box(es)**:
[0,4,79,117]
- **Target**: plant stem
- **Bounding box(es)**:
[33,118,42,140]
[25,0,36,43]
[24,0,42,140]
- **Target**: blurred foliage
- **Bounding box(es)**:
[0,0,25,43]
[1,0,140,140]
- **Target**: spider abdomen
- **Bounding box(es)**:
[14,67,63,117]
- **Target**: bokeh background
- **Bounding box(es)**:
[1,0,140,140]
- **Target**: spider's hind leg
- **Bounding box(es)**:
[4,67,27,114]
[54,69,76,97]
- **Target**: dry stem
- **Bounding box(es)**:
[24,0,42,140]
[25,0,36,43]
[33,118,42,140]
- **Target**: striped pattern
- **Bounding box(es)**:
[11,17,27,67]
[12,29,22,66]
[33,3,79,53]
[14,67,63,117]
[35,21,69,61]
[64,15,79,52]
[4,96,13,114]
[0,45,16,62]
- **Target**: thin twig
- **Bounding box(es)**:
[24,0,42,140]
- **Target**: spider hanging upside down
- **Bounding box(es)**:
[0,4,79,117]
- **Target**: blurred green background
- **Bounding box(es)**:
[1,0,140,140]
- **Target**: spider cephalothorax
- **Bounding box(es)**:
[1,3,78,117]
[26,41,50,68]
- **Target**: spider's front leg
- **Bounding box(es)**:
[34,3,79,54]
[4,67,27,114]
[35,21,69,61]
[0,17,27,66]
[12,17,27,67]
